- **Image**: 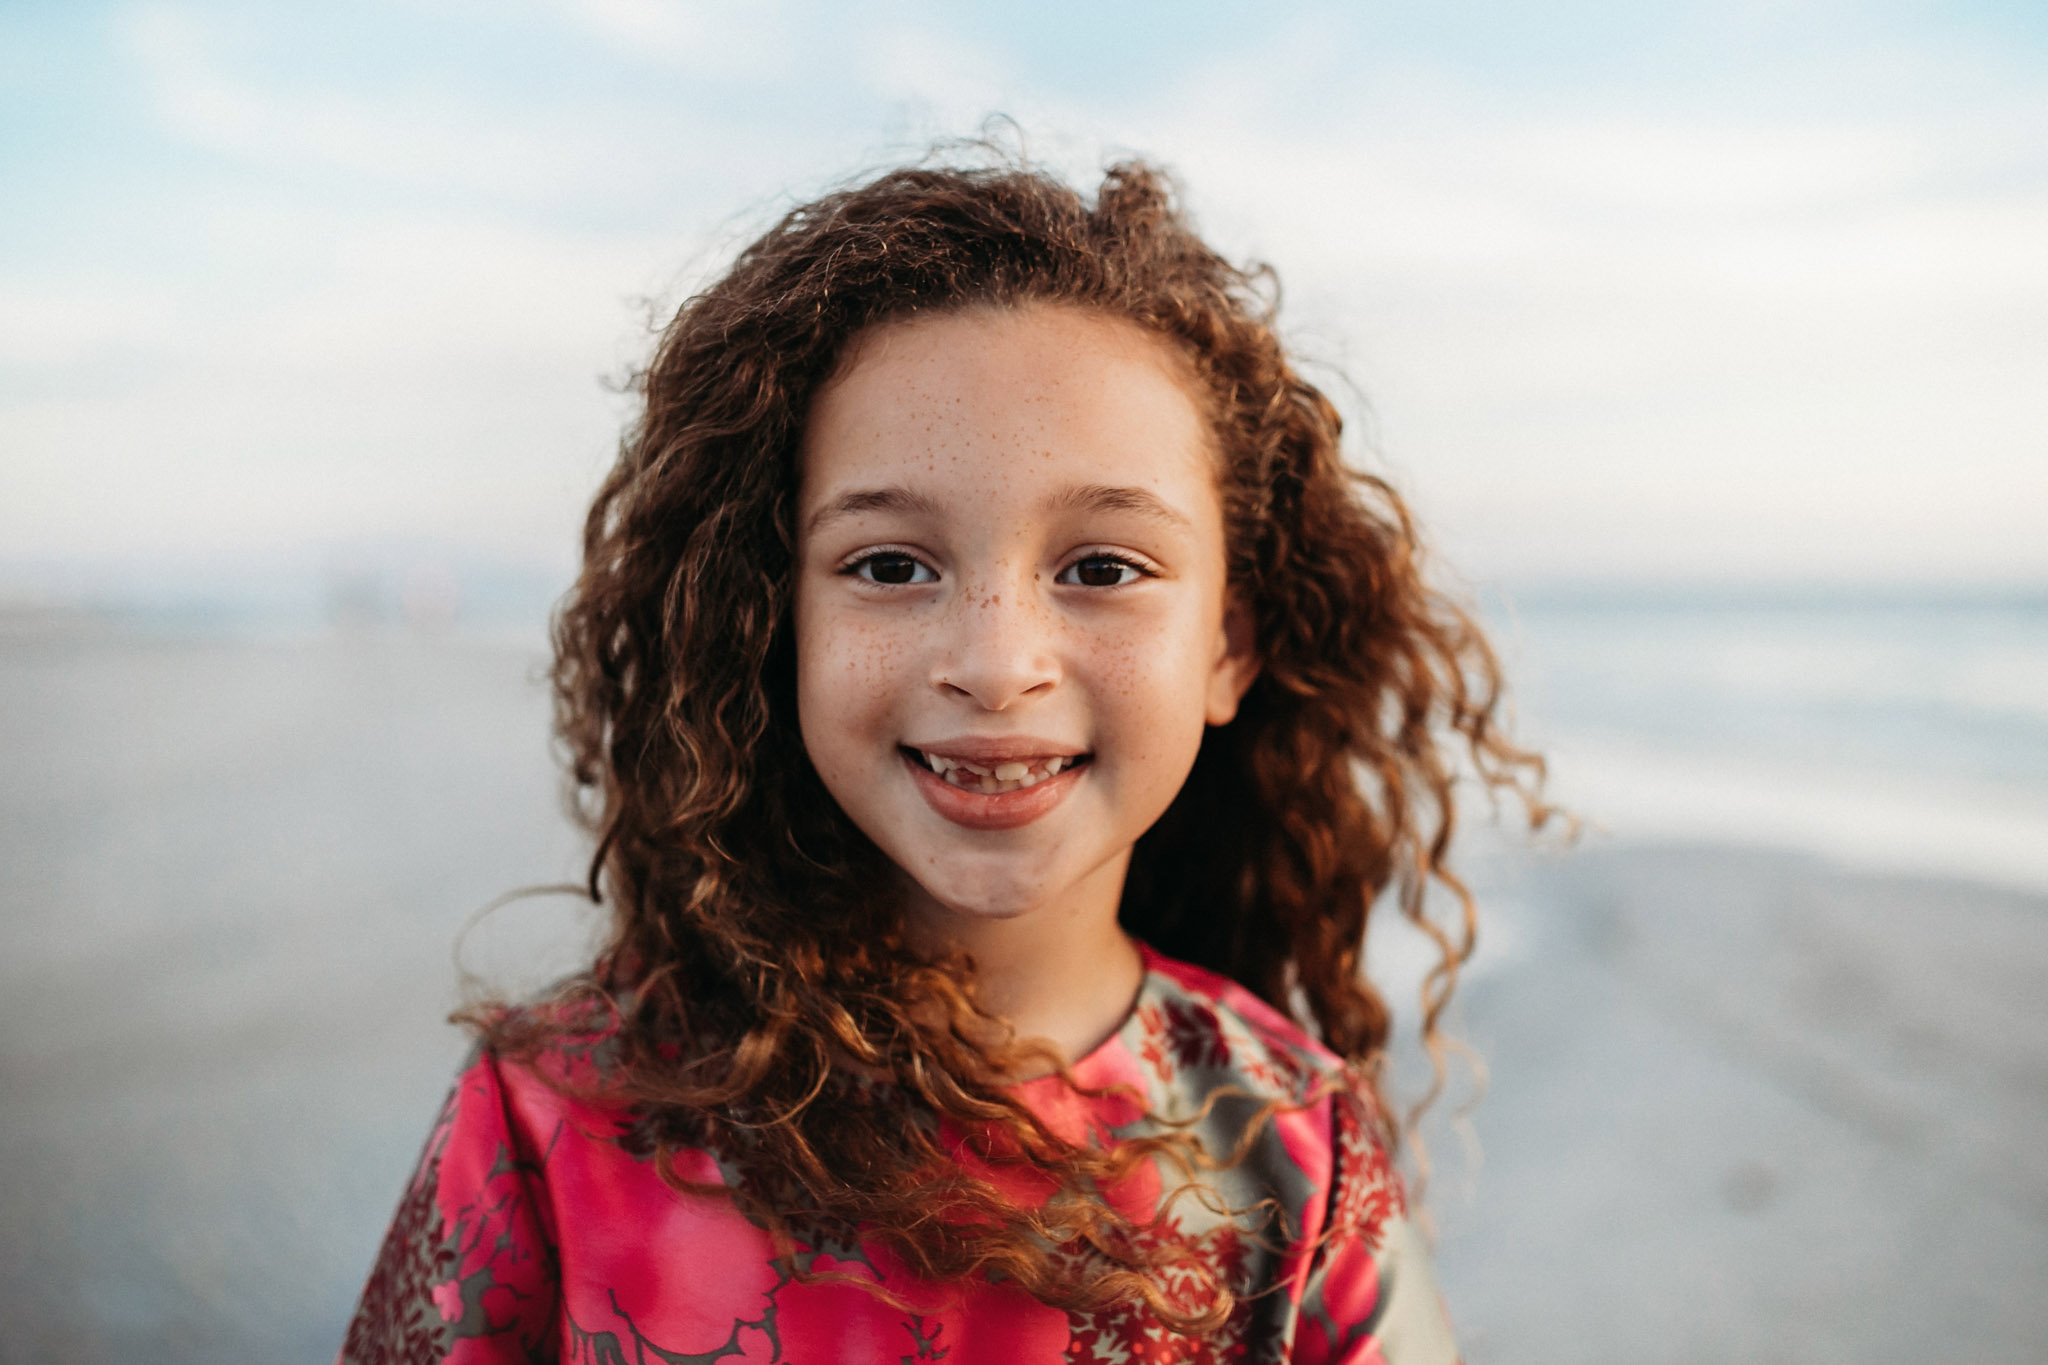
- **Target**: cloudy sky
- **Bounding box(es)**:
[3,0,2044,599]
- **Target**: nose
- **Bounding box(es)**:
[930,576,1060,710]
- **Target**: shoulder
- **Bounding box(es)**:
[341,1024,731,1364]
[1132,948,1404,1224]
[447,991,651,1138]
[1124,951,1455,1358]
[340,1046,571,1363]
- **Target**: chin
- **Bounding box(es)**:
[912,868,1055,923]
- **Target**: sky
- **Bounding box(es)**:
[2,0,2045,608]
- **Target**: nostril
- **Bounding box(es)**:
[929,647,1062,709]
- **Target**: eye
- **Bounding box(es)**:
[1056,554,1148,588]
[846,551,937,585]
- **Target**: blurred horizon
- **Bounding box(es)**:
[7,539,2047,650]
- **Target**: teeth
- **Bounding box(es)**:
[917,751,1084,794]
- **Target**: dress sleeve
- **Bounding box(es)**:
[338,1050,562,1364]
[1292,1089,1461,1365]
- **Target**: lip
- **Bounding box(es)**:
[904,749,1087,831]
[904,735,1090,764]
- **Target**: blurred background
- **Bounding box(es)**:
[2,1,2044,1360]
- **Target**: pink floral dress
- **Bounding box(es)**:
[340,947,1459,1363]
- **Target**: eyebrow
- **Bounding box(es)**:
[1046,483,1193,530]
[803,481,1194,537]
[804,486,944,536]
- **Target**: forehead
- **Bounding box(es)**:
[797,303,1217,511]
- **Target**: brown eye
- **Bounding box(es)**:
[853,553,935,585]
[1058,555,1141,587]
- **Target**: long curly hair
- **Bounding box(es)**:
[475,148,1548,1334]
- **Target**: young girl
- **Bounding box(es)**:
[341,151,1543,1364]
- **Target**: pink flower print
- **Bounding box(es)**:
[430,1280,464,1324]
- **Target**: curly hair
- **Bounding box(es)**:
[473,148,1548,1334]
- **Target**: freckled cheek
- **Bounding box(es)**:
[1082,627,1209,759]
[799,611,921,742]
[1080,606,1216,703]
[1088,643,1145,702]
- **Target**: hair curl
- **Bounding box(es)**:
[473,148,1548,1334]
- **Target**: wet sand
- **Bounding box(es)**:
[1,632,2042,1362]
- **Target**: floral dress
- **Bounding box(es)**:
[339,947,1459,1364]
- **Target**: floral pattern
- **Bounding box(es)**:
[340,948,1456,1364]
[1136,996,1232,1082]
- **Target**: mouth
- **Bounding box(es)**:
[901,746,1093,795]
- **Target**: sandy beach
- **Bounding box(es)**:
[1436,844,2048,1362]
[1,629,2042,1362]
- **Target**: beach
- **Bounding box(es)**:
[1436,843,2048,1362]
[1,620,2043,1362]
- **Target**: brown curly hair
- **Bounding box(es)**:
[475,148,1547,1334]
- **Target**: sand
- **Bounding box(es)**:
[1432,844,2048,1363]
[1,631,2042,1363]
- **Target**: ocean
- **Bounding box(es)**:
[1499,589,2048,889]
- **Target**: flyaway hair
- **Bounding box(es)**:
[468,147,1551,1334]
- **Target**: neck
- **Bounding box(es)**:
[905,855,1146,1072]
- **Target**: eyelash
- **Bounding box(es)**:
[1056,552,1152,588]
[836,549,1156,587]
[841,549,937,586]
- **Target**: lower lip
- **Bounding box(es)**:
[906,753,1086,831]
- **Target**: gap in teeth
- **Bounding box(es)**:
[921,751,1075,793]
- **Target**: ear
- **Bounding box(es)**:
[1205,596,1261,726]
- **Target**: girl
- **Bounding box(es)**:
[341,151,1544,1364]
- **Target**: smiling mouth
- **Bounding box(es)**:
[901,747,1093,794]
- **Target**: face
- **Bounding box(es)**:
[794,302,1258,931]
